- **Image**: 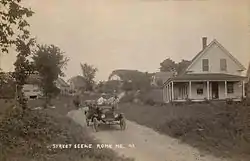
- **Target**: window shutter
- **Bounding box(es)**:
[220,59,227,71]
[202,59,209,71]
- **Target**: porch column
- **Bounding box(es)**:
[189,81,192,99]
[242,81,245,98]
[171,81,174,100]
[225,81,227,98]
[163,86,166,102]
[167,85,169,102]
[167,84,170,101]
[207,81,210,100]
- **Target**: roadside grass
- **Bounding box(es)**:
[120,102,250,160]
[0,97,134,161]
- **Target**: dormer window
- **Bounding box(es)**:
[202,59,209,71]
[220,59,227,71]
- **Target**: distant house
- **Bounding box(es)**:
[108,70,151,83]
[23,72,42,99]
[108,70,151,90]
[163,37,247,103]
[68,75,86,94]
[109,74,122,81]
[55,78,70,95]
[151,72,175,87]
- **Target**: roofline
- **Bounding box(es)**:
[214,39,246,70]
[186,40,215,71]
[186,39,246,71]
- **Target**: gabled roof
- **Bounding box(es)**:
[109,69,148,82]
[68,75,86,87]
[186,39,246,71]
[56,78,69,87]
[26,73,41,84]
[153,72,175,81]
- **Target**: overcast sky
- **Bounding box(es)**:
[1,0,249,81]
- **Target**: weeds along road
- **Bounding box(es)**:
[67,108,232,161]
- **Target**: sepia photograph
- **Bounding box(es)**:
[0,0,250,161]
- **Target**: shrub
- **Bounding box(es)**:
[144,98,155,106]
[226,98,233,105]
[120,94,134,103]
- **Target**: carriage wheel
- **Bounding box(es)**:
[120,118,126,130]
[93,117,99,132]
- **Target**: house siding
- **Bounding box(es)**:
[187,44,242,76]
[23,84,42,99]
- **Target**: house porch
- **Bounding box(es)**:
[163,80,246,103]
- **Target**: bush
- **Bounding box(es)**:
[226,98,233,105]
[0,107,134,161]
[144,98,155,106]
[120,94,134,103]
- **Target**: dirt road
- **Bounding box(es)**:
[67,108,231,161]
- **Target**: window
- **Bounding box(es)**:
[220,59,227,71]
[197,88,203,95]
[202,59,209,71]
[227,82,234,94]
[196,83,204,95]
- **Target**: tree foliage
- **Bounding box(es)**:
[0,72,15,98]
[80,63,98,91]
[160,58,191,75]
[160,58,176,72]
[98,80,121,94]
[13,37,36,109]
[0,0,34,53]
[32,44,69,106]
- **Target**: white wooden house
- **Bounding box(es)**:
[163,37,247,103]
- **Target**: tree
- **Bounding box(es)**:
[80,63,98,91]
[160,58,176,72]
[32,44,69,107]
[0,0,34,53]
[122,80,133,92]
[13,37,36,110]
[0,0,35,110]
[0,72,15,99]
[159,58,191,75]
[176,59,191,75]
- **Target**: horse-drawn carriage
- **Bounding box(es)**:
[84,100,126,132]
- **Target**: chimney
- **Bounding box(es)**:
[202,37,207,50]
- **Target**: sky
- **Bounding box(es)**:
[0,0,250,81]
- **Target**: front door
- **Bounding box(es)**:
[211,82,219,99]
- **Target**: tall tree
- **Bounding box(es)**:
[0,0,34,110]
[32,44,69,107]
[13,37,36,110]
[0,0,34,53]
[80,63,98,91]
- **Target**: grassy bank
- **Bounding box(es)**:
[120,102,250,160]
[0,98,133,161]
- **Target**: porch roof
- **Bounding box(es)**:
[164,73,247,85]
